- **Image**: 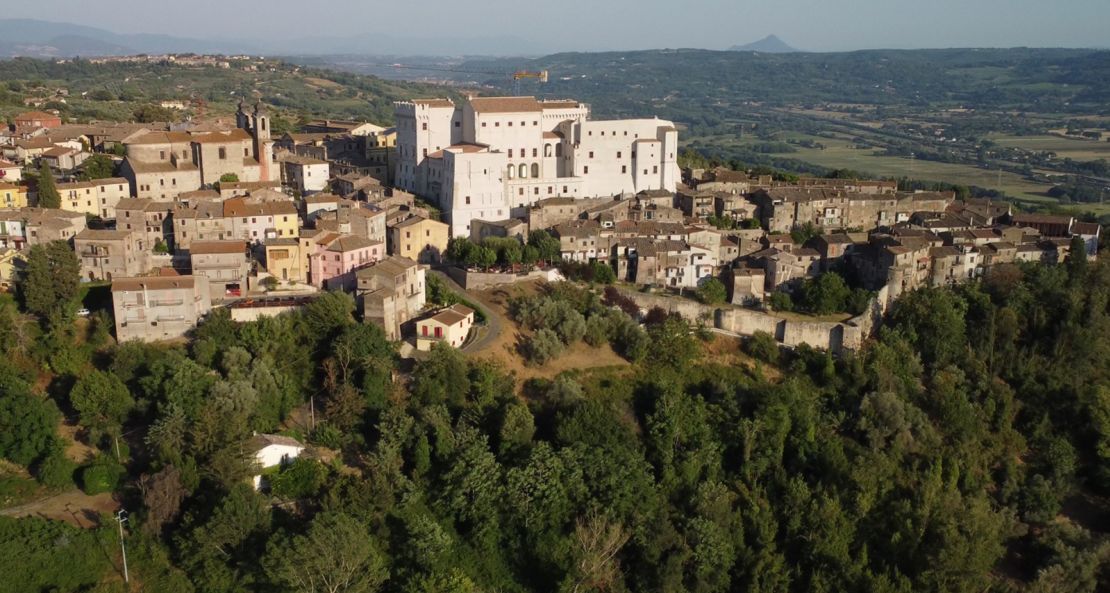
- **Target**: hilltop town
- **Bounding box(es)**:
[0,93,1100,352]
[0,27,1105,593]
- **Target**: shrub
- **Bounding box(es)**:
[525,329,564,366]
[584,314,611,347]
[79,458,124,495]
[769,291,794,312]
[270,458,327,499]
[261,276,279,290]
[591,261,616,284]
[603,286,640,318]
[552,308,587,344]
[696,278,727,305]
[36,451,77,488]
[610,316,649,362]
[744,331,780,364]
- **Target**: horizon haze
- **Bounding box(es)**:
[0,0,1108,55]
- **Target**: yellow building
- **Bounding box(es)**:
[0,183,28,209]
[58,177,130,219]
[271,204,300,240]
[264,238,305,284]
[390,215,449,264]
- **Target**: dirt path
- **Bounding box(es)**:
[0,489,118,528]
[463,281,632,387]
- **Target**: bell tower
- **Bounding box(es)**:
[251,100,275,182]
[251,100,271,142]
[236,99,250,131]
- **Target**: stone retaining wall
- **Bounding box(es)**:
[446,267,565,290]
[618,286,888,354]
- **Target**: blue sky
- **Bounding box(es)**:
[7,0,1109,52]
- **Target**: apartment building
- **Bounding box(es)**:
[190,240,250,301]
[111,275,212,343]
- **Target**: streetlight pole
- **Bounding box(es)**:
[115,509,129,585]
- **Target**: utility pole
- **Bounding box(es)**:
[115,509,129,585]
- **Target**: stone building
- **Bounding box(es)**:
[356,256,427,340]
[120,100,277,200]
[751,188,954,233]
[75,229,147,281]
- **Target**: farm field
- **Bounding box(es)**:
[989,134,1110,160]
[696,134,1060,204]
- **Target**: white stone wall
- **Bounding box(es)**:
[444,149,508,237]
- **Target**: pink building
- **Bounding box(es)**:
[308,232,384,290]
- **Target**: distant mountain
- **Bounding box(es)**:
[0,19,258,57]
[0,19,543,59]
[729,35,798,53]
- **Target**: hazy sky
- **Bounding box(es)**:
[6,0,1109,52]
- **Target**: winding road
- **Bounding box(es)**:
[427,268,505,353]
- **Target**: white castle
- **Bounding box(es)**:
[394,96,679,236]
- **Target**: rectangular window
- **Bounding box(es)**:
[465,196,471,205]
[617,151,622,158]
[622,166,627,174]
[532,148,538,157]
[508,121,513,127]
[219,147,227,159]
[434,327,442,338]
[584,166,589,174]
[588,151,594,158]
[653,165,659,174]
[481,122,487,127]
[421,122,427,130]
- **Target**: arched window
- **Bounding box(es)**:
[555,143,563,157]
[531,163,539,178]
[544,144,552,157]
[506,165,515,180]
[518,164,527,179]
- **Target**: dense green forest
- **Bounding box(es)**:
[0,238,1109,592]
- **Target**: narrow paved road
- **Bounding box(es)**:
[427,268,505,353]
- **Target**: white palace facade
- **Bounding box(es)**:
[395,96,679,236]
